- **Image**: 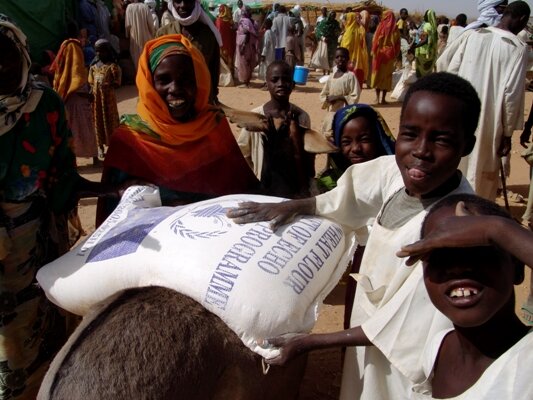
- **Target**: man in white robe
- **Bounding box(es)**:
[272,6,292,60]
[125,0,155,70]
[437,1,530,200]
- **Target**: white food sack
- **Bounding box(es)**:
[38,186,355,357]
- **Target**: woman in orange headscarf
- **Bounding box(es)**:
[370,10,400,104]
[97,34,258,223]
[216,4,236,71]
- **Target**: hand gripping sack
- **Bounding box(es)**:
[37,186,356,358]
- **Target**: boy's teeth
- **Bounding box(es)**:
[449,288,479,298]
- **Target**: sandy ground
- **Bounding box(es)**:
[76,72,533,399]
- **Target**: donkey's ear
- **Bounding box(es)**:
[219,103,268,132]
[304,129,339,153]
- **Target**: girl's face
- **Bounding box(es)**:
[340,116,382,164]
[0,35,22,95]
[153,54,197,122]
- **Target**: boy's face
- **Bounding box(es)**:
[335,50,348,70]
[423,206,517,328]
[395,91,473,198]
[266,64,294,102]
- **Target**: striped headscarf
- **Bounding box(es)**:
[136,34,217,145]
[0,14,43,136]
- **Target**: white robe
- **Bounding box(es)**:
[314,156,473,400]
[446,25,465,47]
[411,329,533,399]
[272,13,292,49]
[237,104,311,179]
[319,72,361,138]
[125,3,155,70]
[436,27,527,200]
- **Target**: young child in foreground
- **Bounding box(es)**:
[228,72,480,399]
[400,194,532,399]
[237,60,315,198]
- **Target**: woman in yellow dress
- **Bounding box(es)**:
[340,11,368,87]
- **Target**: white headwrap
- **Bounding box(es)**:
[0,14,43,136]
[168,0,223,46]
[465,0,506,31]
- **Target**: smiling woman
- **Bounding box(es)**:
[96,34,259,224]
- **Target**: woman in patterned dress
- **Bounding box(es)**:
[89,39,122,158]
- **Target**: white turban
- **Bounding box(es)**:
[168,0,223,46]
[465,0,506,31]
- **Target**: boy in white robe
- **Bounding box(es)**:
[319,47,361,139]
[437,1,530,201]
[399,194,532,399]
[227,71,480,399]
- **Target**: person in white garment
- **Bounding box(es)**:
[319,47,361,139]
[227,71,480,400]
[398,194,532,400]
[271,5,292,60]
[233,0,243,26]
[125,0,156,69]
[144,0,160,30]
[437,1,530,201]
[446,13,467,46]
[464,0,508,31]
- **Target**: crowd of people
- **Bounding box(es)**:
[0,0,532,399]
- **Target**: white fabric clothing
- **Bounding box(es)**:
[125,2,155,70]
[437,27,527,200]
[319,71,361,138]
[314,156,473,400]
[411,329,533,399]
[446,25,465,46]
[160,10,175,27]
[233,7,242,25]
[272,12,292,49]
[237,104,310,179]
[168,0,222,46]
[391,60,417,102]
[464,0,505,31]
[261,29,275,66]
[316,15,325,25]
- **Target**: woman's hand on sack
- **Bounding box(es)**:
[226,198,315,231]
[263,334,311,365]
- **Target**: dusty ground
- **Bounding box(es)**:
[76,72,532,400]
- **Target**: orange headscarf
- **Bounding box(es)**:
[100,34,259,215]
[51,39,87,101]
[371,10,401,72]
[136,34,217,146]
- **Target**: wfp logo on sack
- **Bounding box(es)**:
[86,203,232,263]
[169,204,231,240]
